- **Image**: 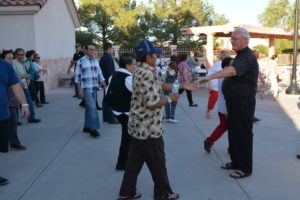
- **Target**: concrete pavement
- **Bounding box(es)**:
[0,88,299,200]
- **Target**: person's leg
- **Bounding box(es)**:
[170,101,178,119]
[102,89,116,122]
[74,79,79,97]
[115,114,131,170]
[35,81,41,103]
[0,119,9,153]
[206,90,219,118]
[83,89,100,131]
[8,107,21,148]
[29,81,40,106]
[23,89,36,121]
[144,137,173,197]
[40,82,46,103]
[186,90,197,106]
[227,97,254,174]
[119,138,145,197]
[207,112,228,145]
[164,103,171,119]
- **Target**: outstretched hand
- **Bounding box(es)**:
[183,82,198,91]
[198,76,210,84]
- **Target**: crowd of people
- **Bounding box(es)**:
[1,27,299,200]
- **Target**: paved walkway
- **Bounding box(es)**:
[0,88,300,200]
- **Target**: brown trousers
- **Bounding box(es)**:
[119,136,173,197]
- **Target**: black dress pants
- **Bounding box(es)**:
[35,81,46,103]
[8,107,21,147]
[119,136,173,197]
[179,89,194,105]
[28,81,40,106]
[115,114,131,169]
[0,119,10,153]
[226,96,255,174]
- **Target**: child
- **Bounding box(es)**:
[164,61,179,123]
[204,57,234,153]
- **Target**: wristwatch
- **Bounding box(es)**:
[166,96,172,104]
[21,104,29,107]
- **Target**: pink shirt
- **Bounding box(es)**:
[178,61,192,83]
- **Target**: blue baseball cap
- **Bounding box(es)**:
[135,40,162,55]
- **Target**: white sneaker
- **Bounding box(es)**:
[169,119,179,123]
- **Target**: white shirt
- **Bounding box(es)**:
[217,78,227,114]
[208,60,222,91]
[33,62,44,81]
[107,68,133,116]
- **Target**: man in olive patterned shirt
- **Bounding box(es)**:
[118,40,180,200]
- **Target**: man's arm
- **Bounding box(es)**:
[198,66,237,84]
[10,83,30,118]
[147,93,179,110]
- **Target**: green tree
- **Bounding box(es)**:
[252,44,269,55]
[258,0,299,53]
[75,30,97,45]
[78,0,140,48]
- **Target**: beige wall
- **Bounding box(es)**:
[34,0,76,59]
[0,15,36,51]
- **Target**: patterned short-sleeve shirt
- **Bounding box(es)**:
[128,63,164,140]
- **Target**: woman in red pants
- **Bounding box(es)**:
[204,57,234,153]
[206,51,231,119]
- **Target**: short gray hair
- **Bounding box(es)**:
[234,27,250,42]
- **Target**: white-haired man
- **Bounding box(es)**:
[199,28,258,179]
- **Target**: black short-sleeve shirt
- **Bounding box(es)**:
[73,51,85,62]
[222,47,258,98]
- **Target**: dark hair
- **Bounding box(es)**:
[34,53,40,60]
[179,54,188,62]
[136,53,154,63]
[85,43,96,50]
[103,42,112,51]
[221,57,234,69]
[119,53,135,69]
[15,48,25,55]
[271,54,278,60]
[26,50,36,59]
[1,50,13,59]
[168,61,178,73]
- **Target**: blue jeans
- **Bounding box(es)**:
[23,89,36,121]
[102,89,116,122]
[165,101,178,119]
[83,89,100,131]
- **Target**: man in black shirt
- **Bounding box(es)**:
[68,44,85,98]
[199,28,258,179]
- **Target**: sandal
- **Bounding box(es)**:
[220,162,238,170]
[230,170,251,179]
[154,192,179,200]
[117,193,142,200]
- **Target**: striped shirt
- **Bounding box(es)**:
[75,56,105,91]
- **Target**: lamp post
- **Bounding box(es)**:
[286,0,300,94]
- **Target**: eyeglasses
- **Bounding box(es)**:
[17,54,24,56]
[35,57,41,59]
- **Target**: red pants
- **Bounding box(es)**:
[207,90,218,110]
[207,112,228,145]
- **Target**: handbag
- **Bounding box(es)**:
[34,72,40,80]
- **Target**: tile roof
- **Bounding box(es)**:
[0,0,48,8]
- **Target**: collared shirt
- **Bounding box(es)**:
[13,59,29,89]
[73,51,85,62]
[33,62,44,81]
[0,59,20,120]
[128,63,164,140]
[109,68,133,116]
[26,58,36,81]
[75,56,105,91]
[178,61,192,84]
[208,60,223,91]
[222,47,258,98]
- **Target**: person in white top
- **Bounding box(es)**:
[33,54,48,104]
[206,50,230,119]
[107,53,136,171]
[269,55,280,101]
[204,57,234,153]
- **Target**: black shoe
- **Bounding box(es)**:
[253,117,261,123]
[28,119,41,123]
[83,127,91,133]
[73,95,78,98]
[96,106,102,110]
[17,121,22,126]
[36,104,43,108]
[41,101,49,104]
[90,130,100,137]
[189,104,198,107]
[0,177,9,185]
[79,102,85,108]
[204,138,212,153]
